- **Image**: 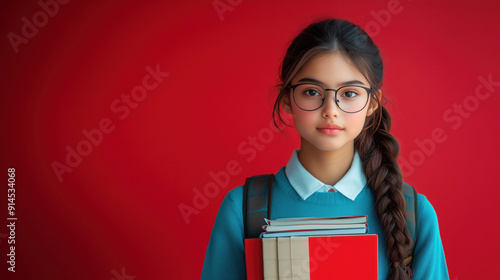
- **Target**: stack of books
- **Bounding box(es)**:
[260,215,368,238]
[245,215,378,280]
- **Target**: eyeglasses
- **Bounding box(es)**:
[289,83,372,113]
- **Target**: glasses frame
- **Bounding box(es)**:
[289,82,373,113]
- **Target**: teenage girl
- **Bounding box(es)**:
[201,18,449,280]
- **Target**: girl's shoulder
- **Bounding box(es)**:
[401,183,442,239]
[223,167,288,204]
[402,183,437,220]
[415,193,441,226]
[407,187,442,241]
[224,184,245,205]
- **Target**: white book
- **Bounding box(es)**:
[260,228,368,238]
[264,215,367,226]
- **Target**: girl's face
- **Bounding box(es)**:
[282,52,378,153]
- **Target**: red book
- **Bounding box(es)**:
[245,235,378,280]
[245,239,264,280]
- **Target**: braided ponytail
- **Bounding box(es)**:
[273,19,413,279]
[355,104,412,280]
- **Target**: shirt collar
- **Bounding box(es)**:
[285,149,367,201]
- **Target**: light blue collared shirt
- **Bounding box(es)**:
[284,149,367,201]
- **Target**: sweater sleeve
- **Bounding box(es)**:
[201,187,246,280]
[411,194,449,280]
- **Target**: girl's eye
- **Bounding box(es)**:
[342,90,358,98]
[304,90,321,97]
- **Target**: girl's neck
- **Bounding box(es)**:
[298,140,355,186]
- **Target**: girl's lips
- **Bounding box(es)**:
[317,128,343,135]
[318,124,342,130]
[317,124,343,135]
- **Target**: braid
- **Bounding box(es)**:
[355,105,412,280]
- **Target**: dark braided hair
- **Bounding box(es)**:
[273,18,412,279]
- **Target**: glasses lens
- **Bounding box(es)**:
[293,84,325,110]
[336,86,370,113]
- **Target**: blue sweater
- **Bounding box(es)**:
[201,167,449,280]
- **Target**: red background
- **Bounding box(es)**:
[1,0,499,279]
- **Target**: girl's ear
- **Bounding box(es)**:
[280,86,293,114]
[366,90,382,116]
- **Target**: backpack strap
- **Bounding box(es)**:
[402,183,418,272]
[243,174,274,239]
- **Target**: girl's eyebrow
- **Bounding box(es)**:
[297,77,367,87]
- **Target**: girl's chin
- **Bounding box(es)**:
[303,141,353,153]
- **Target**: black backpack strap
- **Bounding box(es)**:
[402,183,418,271]
[243,174,274,239]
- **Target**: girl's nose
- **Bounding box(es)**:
[321,93,340,119]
